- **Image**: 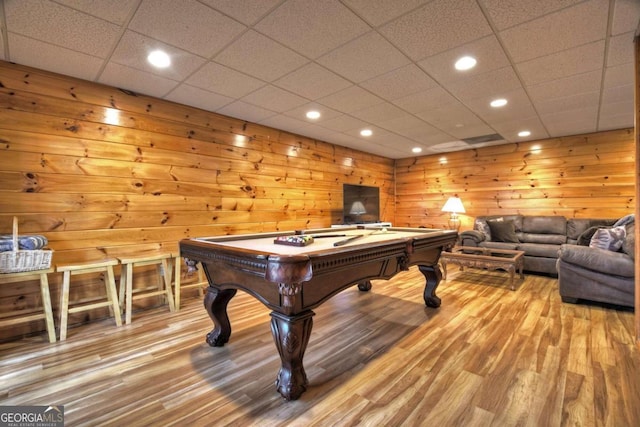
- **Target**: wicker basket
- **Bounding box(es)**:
[0,217,52,273]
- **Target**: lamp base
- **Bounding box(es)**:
[448,214,461,231]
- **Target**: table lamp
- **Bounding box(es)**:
[441,196,465,230]
[349,201,366,222]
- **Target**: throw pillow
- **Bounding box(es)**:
[589,226,626,251]
[622,223,635,259]
[487,220,519,243]
[474,219,491,240]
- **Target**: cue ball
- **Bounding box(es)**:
[381,227,387,233]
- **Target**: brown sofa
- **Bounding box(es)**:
[460,215,617,275]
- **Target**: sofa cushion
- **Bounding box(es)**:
[519,233,567,245]
[558,244,634,278]
[589,226,626,251]
[522,216,566,235]
[517,243,561,258]
[487,220,519,243]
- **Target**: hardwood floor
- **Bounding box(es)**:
[1,267,638,426]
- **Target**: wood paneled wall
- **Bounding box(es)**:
[395,129,635,230]
[0,61,394,340]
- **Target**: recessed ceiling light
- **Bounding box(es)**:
[360,129,372,137]
[490,98,508,108]
[306,110,321,119]
[412,147,422,153]
[518,130,531,137]
[455,56,477,71]
[147,50,171,68]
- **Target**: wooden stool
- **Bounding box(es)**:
[173,257,208,310]
[0,268,56,343]
[57,259,122,341]
[117,252,176,324]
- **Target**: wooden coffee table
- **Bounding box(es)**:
[440,246,525,290]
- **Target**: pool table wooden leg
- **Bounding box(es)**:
[270,310,314,401]
[204,286,237,347]
[419,264,443,308]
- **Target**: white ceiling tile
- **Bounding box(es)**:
[350,102,407,123]
[479,0,583,31]
[380,0,492,60]
[99,62,180,98]
[274,63,352,100]
[517,41,605,86]
[255,0,370,59]
[418,36,511,85]
[602,84,634,105]
[446,123,497,140]
[283,103,343,124]
[611,0,640,35]
[242,85,308,113]
[377,114,435,134]
[392,86,458,114]
[360,64,437,100]
[318,86,384,113]
[428,140,472,153]
[599,99,634,130]
[607,31,636,67]
[490,116,549,141]
[319,115,369,132]
[465,89,537,122]
[216,100,278,123]
[604,63,635,88]
[6,34,104,81]
[534,91,600,116]
[215,30,308,82]
[55,0,140,24]
[342,0,431,26]
[185,61,265,98]
[129,0,246,57]
[500,1,608,63]
[259,114,312,134]
[201,0,282,25]
[318,31,411,83]
[448,66,522,101]
[110,31,207,81]
[416,102,487,133]
[527,70,602,103]
[541,107,598,135]
[5,0,121,57]
[165,84,235,112]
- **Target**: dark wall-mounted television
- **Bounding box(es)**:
[343,184,380,224]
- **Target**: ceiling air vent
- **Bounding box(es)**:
[462,133,503,144]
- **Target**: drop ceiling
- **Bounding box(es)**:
[1,0,639,159]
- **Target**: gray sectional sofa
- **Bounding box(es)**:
[460,214,635,308]
[460,215,616,275]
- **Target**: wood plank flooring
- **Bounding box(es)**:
[1,267,638,426]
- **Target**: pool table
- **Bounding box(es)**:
[179,226,457,400]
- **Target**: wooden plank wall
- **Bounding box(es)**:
[0,61,394,340]
[395,128,636,230]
